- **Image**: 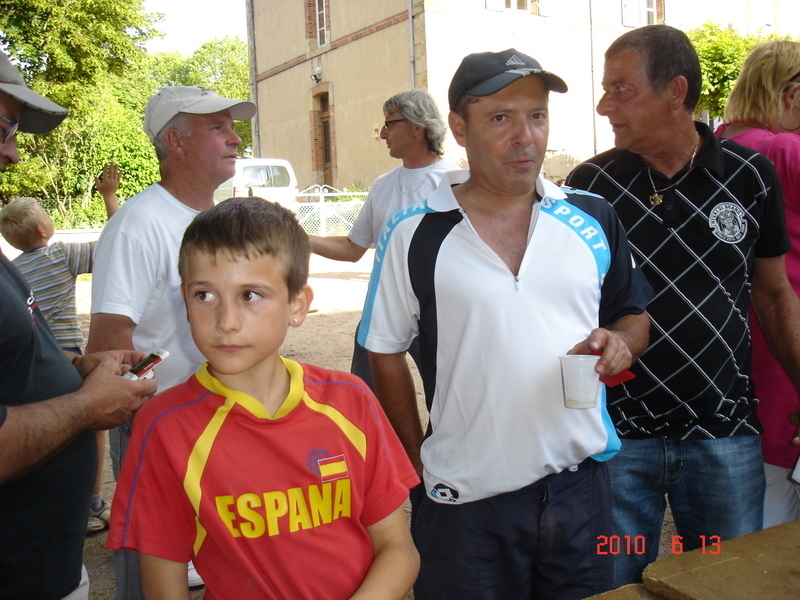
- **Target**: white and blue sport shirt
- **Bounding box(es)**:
[360,171,652,504]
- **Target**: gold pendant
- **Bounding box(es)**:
[649,193,663,206]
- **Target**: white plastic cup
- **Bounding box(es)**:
[559,355,601,409]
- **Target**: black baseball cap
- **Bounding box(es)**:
[0,51,68,134]
[448,48,568,111]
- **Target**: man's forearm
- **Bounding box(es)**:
[0,356,156,483]
[751,256,800,398]
[752,289,800,396]
[309,235,368,262]
[368,351,424,475]
[608,311,651,361]
[86,312,136,354]
[0,391,96,483]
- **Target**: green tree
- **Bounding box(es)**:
[687,22,787,118]
[0,0,161,216]
[8,72,161,226]
[0,0,157,84]
[0,5,251,225]
[176,37,252,153]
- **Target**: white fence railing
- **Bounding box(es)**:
[3,187,368,252]
[295,185,367,237]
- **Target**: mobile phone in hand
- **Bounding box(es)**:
[122,349,169,380]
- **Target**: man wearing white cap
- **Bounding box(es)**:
[87,86,255,596]
[0,51,158,600]
[360,49,652,598]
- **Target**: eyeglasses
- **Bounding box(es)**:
[788,72,800,87]
[383,118,407,129]
[0,115,19,144]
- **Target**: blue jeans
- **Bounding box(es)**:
[608,436,765,586]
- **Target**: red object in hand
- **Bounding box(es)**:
[590,351,636,387]
[599,370,635,387]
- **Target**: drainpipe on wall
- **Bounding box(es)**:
[589,0,597,156]
[246,0,260,156]
[408,0,416,88]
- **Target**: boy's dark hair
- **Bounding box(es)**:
[606,24,702,112]
[178,197,310,298]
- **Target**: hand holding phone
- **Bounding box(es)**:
[122,350,169,381]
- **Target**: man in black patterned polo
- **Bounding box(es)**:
[567,24,800,587]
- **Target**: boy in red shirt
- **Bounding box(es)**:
[108,197,419,599]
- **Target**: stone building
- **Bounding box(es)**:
[246,0,800,187]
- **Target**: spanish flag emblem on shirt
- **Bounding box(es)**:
[318,454,349,482]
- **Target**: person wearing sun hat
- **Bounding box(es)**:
[360,48,652,599]
[0,49,69,172]
[0,50,160,600]
[86,85,255,597]
[0,50,68,136]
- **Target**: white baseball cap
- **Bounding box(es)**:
[0,51,68,134]
[143,86,256,142]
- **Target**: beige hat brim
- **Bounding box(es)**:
[178,96,256,122]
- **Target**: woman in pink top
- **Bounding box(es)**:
[716,40,800,527]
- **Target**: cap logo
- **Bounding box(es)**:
[505,55,527,67]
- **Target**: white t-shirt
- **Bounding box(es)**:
[91,184,205,391]
[348,159,460,249]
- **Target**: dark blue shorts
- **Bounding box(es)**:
[411,458,614,600]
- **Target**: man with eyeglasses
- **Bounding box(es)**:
[309,89,458,390]
[0,113,18,142]
[0,50,158,600]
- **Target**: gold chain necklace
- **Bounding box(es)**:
[647,134,700,206]
[398,156,441,195]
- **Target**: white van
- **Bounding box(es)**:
[214,158,300,210]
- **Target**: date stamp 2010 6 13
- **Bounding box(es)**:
[596,535,722,556]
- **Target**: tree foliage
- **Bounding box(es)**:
[177,37,252,150]
[0,0,157,84]
[0,9,252,227]
[686,22,791,118]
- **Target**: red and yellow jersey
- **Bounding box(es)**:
[108,358,418,600]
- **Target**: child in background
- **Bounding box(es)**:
[0,161,121,533]
[108,197,419,600]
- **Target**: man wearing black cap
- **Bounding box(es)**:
[0,50,158,600]
[359,49,652,599]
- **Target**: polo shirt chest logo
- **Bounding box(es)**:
[709,203,747,244]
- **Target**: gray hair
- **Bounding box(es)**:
[152,112,195,161]
[606,24,702,112]
[383,89,446,155]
